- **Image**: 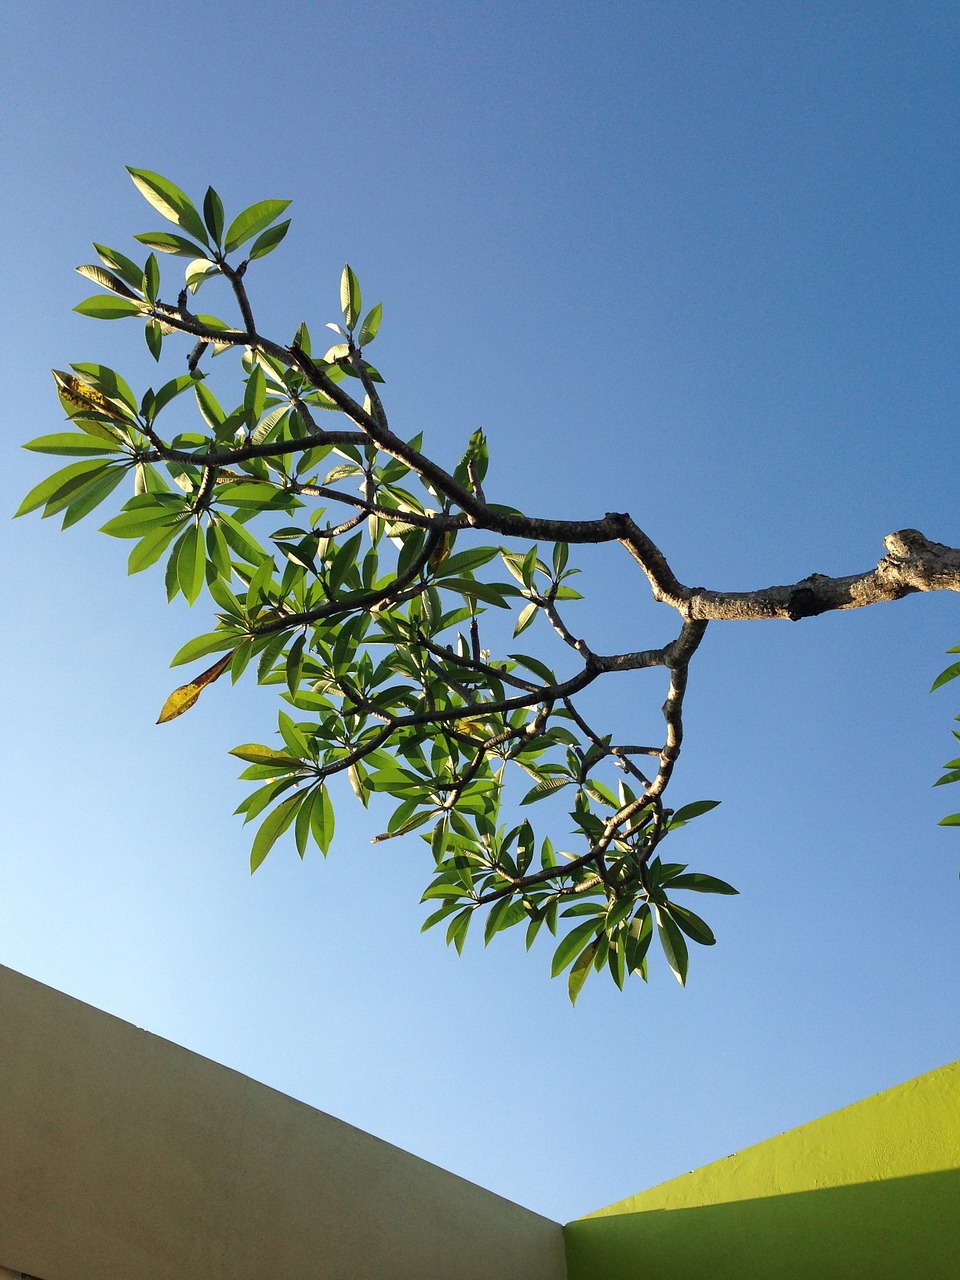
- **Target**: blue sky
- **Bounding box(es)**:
[2,2,958,1222]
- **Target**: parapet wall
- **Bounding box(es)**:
[0,965,566,1280]
[565,1057,960,1280]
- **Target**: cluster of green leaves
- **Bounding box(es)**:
[18,169,736,1001]
[932,648,960,830]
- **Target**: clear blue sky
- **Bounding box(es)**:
[2,2,958,1222]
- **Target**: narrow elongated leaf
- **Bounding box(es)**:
[667,872,739,895]
[203,186,225,245]
[134,231,206,257]
[447,908,472,954]
[195,382,225,431]
[310,784,335,854]
[23,433,121,456]
[521,775,572,805]
[568,940,598,1005]
[664,902,716,946]
[224,199,291,254]
[171,631,241,667]
[340,264,361,329]
[59,465,126,527]
[16,459,112,518]
[931,661,960,692]
[513,601,538,637]
[126,167,209,244]
[128,522,181,574]
[250,792,303,872]
[669,799,721,825]
[551,918,601,977]
[358,302,382,346]
[248,219,291,260]
[142,253,160,304]
[93,243,144,289]
[230,744,304,768]
[74,295,143,320]
[75,264,139,298]
[176,522,206,604]
[218,511,268,563]
[156,651,234,723]
[654,904,689,985]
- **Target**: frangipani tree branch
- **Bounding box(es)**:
[19,168,960,1001]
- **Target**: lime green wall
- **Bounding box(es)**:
[565,1059,960,1280]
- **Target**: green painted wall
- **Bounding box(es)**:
[565,1059,960,1279]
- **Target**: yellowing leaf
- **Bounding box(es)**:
[429,530,452,571]
[51,370,128,423]
[156,651,235,724]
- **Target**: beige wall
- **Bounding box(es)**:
[0,965,566,1280]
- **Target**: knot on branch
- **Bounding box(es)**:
[786,585,831,621]
[884,528,938,561]
[879,529,960,596]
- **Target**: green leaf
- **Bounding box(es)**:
[93,243,144,289]
[483,896,526,944]
[446,908,472,954]
[250,792,303,872]
[23,433,122,457]
[16,459,113,518]
[195,382,225,431]
[101,494,186,538]
[74,295,143,320]
[433,547,498,577]
[513,601,538,637]
[142,253,160,305]
[185,257,217,294]
[931,661,960,692]
[134,231,207,257]
[69,363,139,414]
[76,263,138,298]
[669,799,721,825]
[145,318,163,361]
[625,910,653,975]
[310,784,335,854]
[244,365,266,425]
[218,511,268,564]
[203,186,225,245]
[654,904,689,985]
[568,940,598,1005]
[176,522,206,605]
[223,200,291,254]
[126,167,209,244]
[938,813,960,826]
[171,631,240,667]
[248,219,291,260]
[507,652,556,685]
[358,302,382,346]
[340,264,362,329]
[149,373,201,418]
[667,872,739,895]
[664,902,716,946]
[128,522,182,574]
[521,776,572,806]
[230,744,304,768]
[59,465,126,528]
[551,918,601,977]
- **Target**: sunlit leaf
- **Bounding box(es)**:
[340,264,362,329]
[126,167,209,244]
[156,651,234,723]
[223,199,291,254]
